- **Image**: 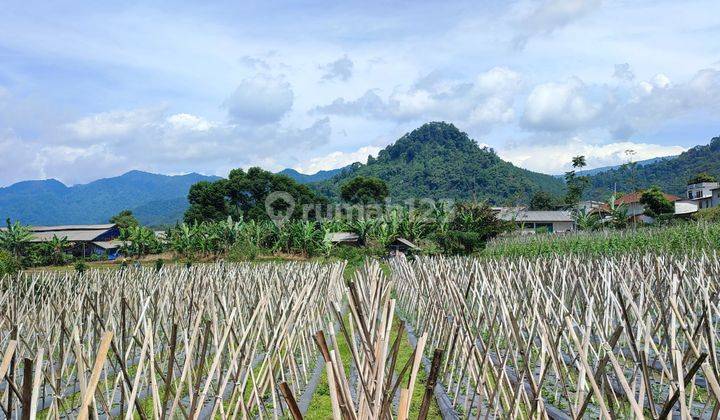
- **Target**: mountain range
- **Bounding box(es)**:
[2,121,719,226]
[0,170,219,227]
[278,168,343,184]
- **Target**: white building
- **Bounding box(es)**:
[497,209,576,233]
[675,181,720,215]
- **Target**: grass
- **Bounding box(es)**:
[483,221,720,257]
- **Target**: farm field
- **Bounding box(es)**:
[1,252,719,419]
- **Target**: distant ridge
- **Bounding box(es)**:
[586,135,720,199]
[0,170,220,226]
[278,168,344,184]
[553,155,679,178]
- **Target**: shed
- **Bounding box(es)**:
[389,237,420,255]
[26,224,120,257]
[325,232,360,245]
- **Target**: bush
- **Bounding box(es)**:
[155,258,164,272]
[227,241,260,262]
[694,207,720,222]
[0,249,21,277]
[74,260,87,274]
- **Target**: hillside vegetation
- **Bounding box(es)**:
[314,122,566,203]
[0,170,219,226]
[587,135,720,198]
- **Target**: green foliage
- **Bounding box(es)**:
[185,167,327,223]
[438,202,508,255]
[42,235,71,265]
[688,172,717,184]
[573,209,601,231]
[74,259,87,274]
[120,226,160,257]
[484,221,720,258]
[694,207,720,222]
[640,186,674,216]
[587,136,720,198]
[0,171,218,227]
[226,241,260,261]
[109,209,140,229]
[0,249,21,277]
[154,258,164,272]
[340,176,389,204]
[0,218,32,257]
[564,155,589,206]
[529,190,560,210]
[314,122,565,203]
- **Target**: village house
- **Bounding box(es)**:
[598,191,680,223]
[496,209,576,233]
[675,180,720,215]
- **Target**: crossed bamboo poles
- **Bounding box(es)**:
[392,253,720,419]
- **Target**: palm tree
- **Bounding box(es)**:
[0,218,32,258]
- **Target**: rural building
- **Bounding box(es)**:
[325,232,360,245]
[675,181,720,215]
[497,210,576,233]
[26,224,121,258]
[599,191,680,223]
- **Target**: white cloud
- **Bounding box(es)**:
[293,145,382,174]
[512,0,602,49]
[320,55,354,81]
[166,113,214,131]
[522,77,603,131]
[65,108,162,139]
[223,76,294,125]
[316,66,523,130]
[500,138,686,174]
[3,106,332,185]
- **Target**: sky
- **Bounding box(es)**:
[1,0,719,187]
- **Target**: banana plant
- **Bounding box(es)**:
[43,235,70,265]
[0,218,32,258]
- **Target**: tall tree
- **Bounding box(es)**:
[109,209,139,229]
[564,155,589,206]
[184,167,326,223]
[340,176,389,205]
[529,190,559,210]
[640,186,674,216]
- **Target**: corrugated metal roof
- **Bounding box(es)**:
[29,229,112,242]
[497,210,575,222]
[29,224,115,232]
[23,224,117,243]
[325,232,360,243]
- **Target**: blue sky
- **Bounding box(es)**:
[1,0,719,186]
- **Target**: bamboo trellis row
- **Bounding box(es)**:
[0,261,345,419]
[312,260,435,420]
[392,253,720,419]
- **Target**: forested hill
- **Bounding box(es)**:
[0,170,219,226]
[313,122,566,203]
[586,135,720,199]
